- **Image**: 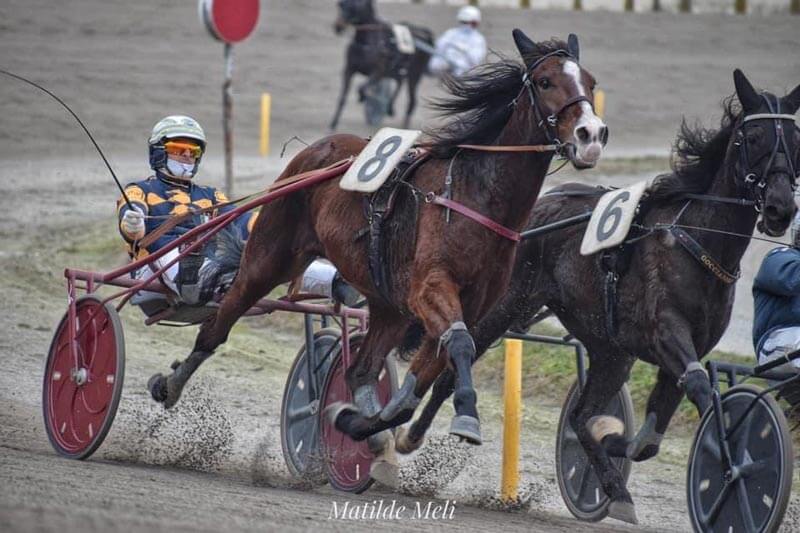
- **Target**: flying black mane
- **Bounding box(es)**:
[649,96,740,202]
[425,39,568,159]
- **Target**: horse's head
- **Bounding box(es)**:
[334,0,374,35]
[512,29,607,170]
[732,69,800,236]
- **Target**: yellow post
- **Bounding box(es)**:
[595,89,606,119]
[735,0,747,14]
[501,339,523,503]
[520,0,530,7]
[260,93,271,157]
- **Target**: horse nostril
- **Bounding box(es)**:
[575,126,590,143]
[600,126,609,146]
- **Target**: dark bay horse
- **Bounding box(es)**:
[392,70,800,523]
[330,0,434,130]
[148,29,607,482]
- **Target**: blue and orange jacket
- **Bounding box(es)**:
[752,246,800,352]
[116,172,257,258]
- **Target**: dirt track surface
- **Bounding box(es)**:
[1,1,800,532]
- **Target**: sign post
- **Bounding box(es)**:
[199,0,259,197]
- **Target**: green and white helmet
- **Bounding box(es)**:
[149,115,206,146]
[148,115,206,176]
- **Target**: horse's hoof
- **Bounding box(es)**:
[450,415,482,445]
[324,401,359,429]
[395,426,424,454]
[608,500,638,525]
[148,373,168,403]
[587,415,625,444]
[370,458,399,489]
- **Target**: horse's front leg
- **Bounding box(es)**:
[653,309,712,416]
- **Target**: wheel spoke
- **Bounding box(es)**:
[576,461,592,502]
[702,480,732,527]
[735,477,757,532]
[739,457,775,480]
[734,408,756,463]
[701,432,722,462]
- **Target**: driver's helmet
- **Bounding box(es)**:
[457,5,481,24]
[148,115,207,178]
[792,210,800,248]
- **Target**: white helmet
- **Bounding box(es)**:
[148,115,206,178]
[457,5,481,24]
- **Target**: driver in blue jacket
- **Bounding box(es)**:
[752,212,800,371]
[118,115,358,305]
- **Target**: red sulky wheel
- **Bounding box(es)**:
[319,334,398,493]
[42,295,125,459]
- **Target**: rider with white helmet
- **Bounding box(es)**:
[752,210,800,371]
[118,116,358,306]
[428,5,487,78]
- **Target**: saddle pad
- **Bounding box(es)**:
[392,24,415,54]
[340,128,421,193]
[580,180,648,256]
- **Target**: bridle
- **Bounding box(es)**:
[512,50,595,157]
[734,93,799,212]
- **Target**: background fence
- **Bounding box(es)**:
[394,0,800,15]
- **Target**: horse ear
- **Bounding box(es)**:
[733,69,760,112]
[512,29,536,59]
[783,82,800,113]
[567,34,580,61]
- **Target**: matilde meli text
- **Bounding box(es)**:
[328,499,456,520]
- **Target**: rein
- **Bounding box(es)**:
[136,158,354,250]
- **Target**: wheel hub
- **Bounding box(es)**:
[71,367,88,386]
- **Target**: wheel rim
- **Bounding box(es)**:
[43,296,124,459]
[281,333,338,480]
[557,382,633,519]
[320,338,393,492]
[688,388,791,533]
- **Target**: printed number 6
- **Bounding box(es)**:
[596,191,630,241]
[358,136,402,182]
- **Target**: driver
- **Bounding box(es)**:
[117,115,358,305]
[428,5,487,78]
[752,211,800,371]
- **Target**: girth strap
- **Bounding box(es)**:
[669,227,740,284]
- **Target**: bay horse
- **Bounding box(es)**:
[148,29,607,482]
[330,0,434,130]
[391,69,800,523]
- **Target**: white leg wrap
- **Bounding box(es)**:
[299,259,337,298]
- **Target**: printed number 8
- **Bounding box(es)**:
[358,136,402,182]
[596,191,630,242]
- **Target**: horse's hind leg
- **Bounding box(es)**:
[402,70,423,129]
[602,368,682,462]
[573,351,639,524]
[149,215,312,408]
[330,66,354,131]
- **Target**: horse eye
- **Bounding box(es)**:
[538,78,551,90]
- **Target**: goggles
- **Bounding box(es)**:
[164,140,203,159]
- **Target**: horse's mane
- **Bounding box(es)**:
[425,40,568,159]
[648,96,740,202]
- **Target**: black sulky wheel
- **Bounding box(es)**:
[280,328,341,486]
[687,384,793,533]
[555,380,635,522]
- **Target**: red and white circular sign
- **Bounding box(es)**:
[199,0,259,44]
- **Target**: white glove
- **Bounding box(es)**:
[121,206,145,239]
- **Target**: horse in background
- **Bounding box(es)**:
[149,29,608,486]
[330,0,434,130]
[394,70,800,523]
